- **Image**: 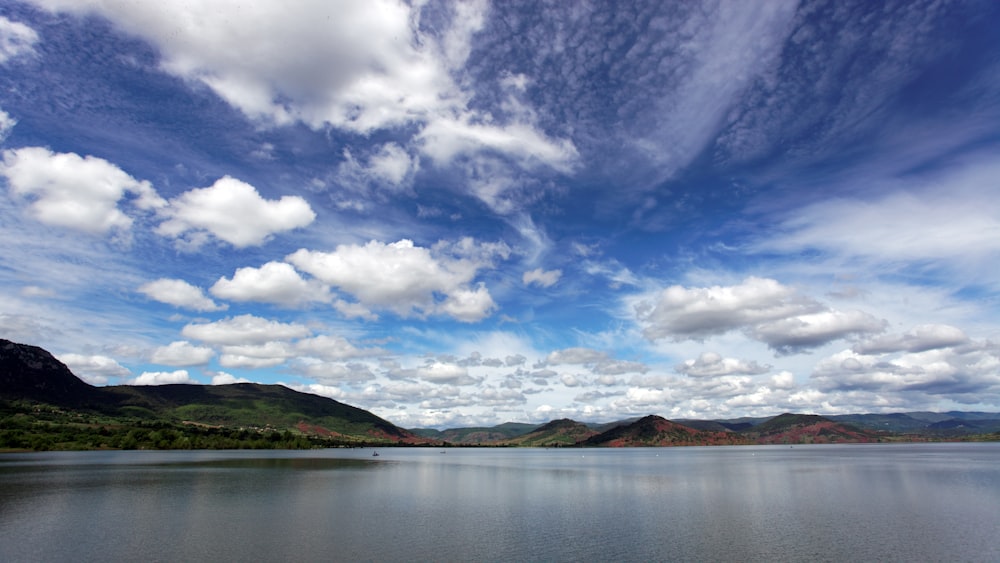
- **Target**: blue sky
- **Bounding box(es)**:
[2,0,999,428]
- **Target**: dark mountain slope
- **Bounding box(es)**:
[0,339,104,407]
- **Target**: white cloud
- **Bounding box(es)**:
[676,352,770,378]
[811,344,1000,400]
[543,347,648,379]
[20,285,55,298]
[417,361,478,385]
[130,369,197,386]
[286,238,502,322]
[33,0,576,176]
[854,324,969,355]
[59,353,131,385]
[438,283,496,323]
[523,268,562,288]
[417,115,578,173]
[290,359,376,385]
[286,382,348,401]
[295,334,384,361]
[150,341,214,367]
[156,176,314,248]
[770,371,796,390]
[593,360,648,376]
[210,261,329,307]
[138,278,227,312]
[337,143,418,194]
[1,147,164,234]
[211,371,250,385]
[633,277,887,354]
[547,347,607,365]
[0,108,15,142]
[750,310,887,355]
[634,277,821,341]
[181,314,310,345]
[752,161,1000,286]
[629,1,798,180]
[0,16,38,63]
[219,341,293,369]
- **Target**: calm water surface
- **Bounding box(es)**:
[1,443,998,562]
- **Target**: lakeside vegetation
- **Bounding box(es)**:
[0,401,392,451]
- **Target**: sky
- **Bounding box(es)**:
[1,0,999,429]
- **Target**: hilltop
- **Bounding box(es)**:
[501,418,598,447]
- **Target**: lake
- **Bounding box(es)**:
[1,443,998,562]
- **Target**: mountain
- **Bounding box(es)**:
[411,422,538,444]
[502,418,598,447]
[5,339,999,450]
[743,413,878,444]
[822,412,1000,436]
[0,338,423,445]
[580,415,718,447]
[0,339,104,407]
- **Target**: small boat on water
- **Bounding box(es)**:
[372,451,379,457]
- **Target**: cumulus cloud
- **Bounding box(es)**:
[634,277,821,341]
[138,278,227,312]
[634,277,885,353]
[417,361,479,386]
[295,334,384,361]
[546,347,608,365]
[181,314,310,345]
[156,176,314,248]
[289,359,376,385]
[130,369,197,386]
[0,15,38,63]
[523,268,562,288]
[593,360,648,376]
[219,341,293,369]
[0,147,165,235]
[677,352,771,378]
[210,261,329,307]
[811,345,1000,398]
[544,347,648,378]
[286,238,504,322]
[750,310,887,355]
[211,371,250,385]
[150,341,214,367]
[59,353,131,385]
[770,371,796,390]
[853,324,969,355]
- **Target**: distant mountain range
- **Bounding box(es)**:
[2,338,999,451]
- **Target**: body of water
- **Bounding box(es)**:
[2,443,998,562]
